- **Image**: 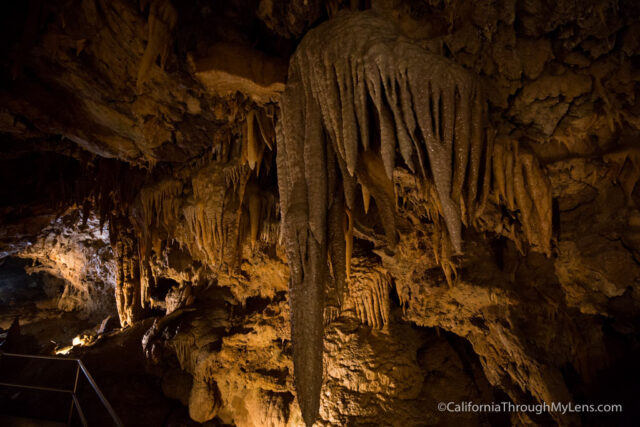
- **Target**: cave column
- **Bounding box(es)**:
[111,217,145,327]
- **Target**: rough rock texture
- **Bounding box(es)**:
[190,43,288,104]
[277,10,552,424]
[142,283,506,427]
[16,211,116,319]
[0,0,269,164]
[1,0,640,426]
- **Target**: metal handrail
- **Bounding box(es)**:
[77,359,121,425]
[72,394,89,426]
[0,351,123,427]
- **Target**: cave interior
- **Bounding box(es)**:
[1,0,640,426]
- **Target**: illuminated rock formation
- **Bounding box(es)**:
[277,10,552,424]
[1,1,640,426]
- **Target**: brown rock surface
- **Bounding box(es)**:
[1,0,640,426]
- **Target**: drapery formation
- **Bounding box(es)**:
[277,10,552,426]
[102,107,279,325]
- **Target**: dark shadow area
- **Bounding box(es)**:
[0,257,93,351]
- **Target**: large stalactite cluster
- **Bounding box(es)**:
[105,105,281,321]
[277,10,553,424]
[6,106,282,329]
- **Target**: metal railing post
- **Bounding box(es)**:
[68,363,81,426]
[72,394,88,427]
[67,397,75,427]
[77,360,124,427]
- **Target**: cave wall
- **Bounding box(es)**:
[17,211,116,318]
[0,0,639,426]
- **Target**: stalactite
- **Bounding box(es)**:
[277,11,553,425]
[604,147,640,207]
[327,143,346,307]
[242,106,277,176]
[490,138,552,255]
[255,192,280,246]
[224,165,247,190]
[346,257,392,329]
[256,106,276,150]
[138,241,155,309]
[358,149,398,249]
[165,283,195,313]
[244,111,260,171]
[431,222,457,286]
[278,12,488,424]
[184,163,250,268]
[134,178,183,306]
[241,186,280,248]
[137,0,177,91]
[276,68,325,427]
[361,184,371,213]
[344,209,353,279]
[140,178,183,231]
[244,180,262,248]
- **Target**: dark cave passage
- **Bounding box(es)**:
[0,257,97,352]
[0,257,52,311]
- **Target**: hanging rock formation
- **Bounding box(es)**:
[2,1,640,426]
[137,0,178,91]
[111,215,144,327]
[277,10,552,424]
